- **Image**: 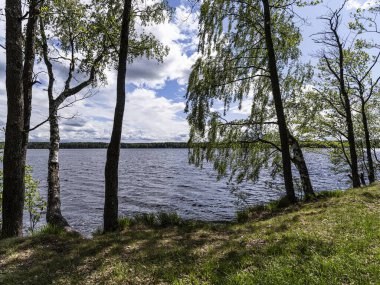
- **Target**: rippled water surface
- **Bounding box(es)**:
[22,148,361,235]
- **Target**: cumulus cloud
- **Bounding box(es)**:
[27,76,189,142]
[0,1,197,142]
[347,0,377,9]
[126,4,199,88]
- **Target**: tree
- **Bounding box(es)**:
[282,63,316,198]
[22,0,40,166]
[349,5,380,184]
[346,46,380,184]
[313,2,361,188]
[104,0,133,232]
[262,0,296,201]
[103,0,170,231]
[2,0,26,238]
[186,0,318,202]
[37,0,110,228]
[36,0,169,230]
[2,0,41,238]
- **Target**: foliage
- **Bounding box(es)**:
[236,195,292,223]
[36,0,171,101]
[32,224,67,237]
[118,212,183,230]
[315,190,344,199]
[0,156,45,234]
[301,7,380,184]
[186,0,319,188]
[24,166,46,233]
[89,0,171,68]
[1,184,380,284]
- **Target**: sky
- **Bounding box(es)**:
[0,0,377,142]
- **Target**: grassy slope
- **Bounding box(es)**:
[1,184,380,285]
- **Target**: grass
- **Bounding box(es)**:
[1,184,380,284]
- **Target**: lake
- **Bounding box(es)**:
[17,148,362,235]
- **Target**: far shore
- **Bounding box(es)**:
[2,141,379,149]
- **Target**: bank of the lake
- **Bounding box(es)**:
[1,183,380,284]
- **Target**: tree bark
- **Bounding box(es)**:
[46,106,69,228]
[39,16,69,228]
[331,23,361,188]
[104,0,133,232]
[262,0,296,203]
[288,133,315,199]
[39,10,102,229]
[361,99,375,184]
[343,93,361,188]
[22,0,39,156]
[2,0,25,238]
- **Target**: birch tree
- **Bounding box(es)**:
[313,2,361,188]
[36,0,169,229]
[186,0,319,202]
[346,45,380,184]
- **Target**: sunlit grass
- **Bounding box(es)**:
[1,183,379,284]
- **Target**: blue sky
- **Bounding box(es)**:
[0,0,377,142]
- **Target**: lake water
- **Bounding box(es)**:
[9,149,373,235]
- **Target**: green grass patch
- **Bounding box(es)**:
[1,183,380,284]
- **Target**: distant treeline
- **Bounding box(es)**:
[0,142,189,149]
[0,141,379,150]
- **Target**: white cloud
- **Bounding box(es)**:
[347,0,378,10]
[126,4,199,89]
[24,72,189,142]
[0,1,197,142]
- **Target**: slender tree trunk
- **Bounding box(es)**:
[343,93,361,188]
[21,0,39,177]
[104,0,133,232]
[288,133,315,199]
[361,99,375,184]
[262,0,296,203]
[40,16,69,228]
[2,0,25,238]
[331,24,361,188]
[46,106,69,228]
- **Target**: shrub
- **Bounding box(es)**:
[316,190,344,199]
[157,212,182,227]
[118,212,183,229]
[0,155,45,234]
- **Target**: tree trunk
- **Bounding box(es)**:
[331,24,361,188]
[39,15,68,228]
[46,106,69,228]
[2,0,25,238]
[104,0,133,232]
[343,93,361,188]
[361,99,375,183]
[21,0,39,179]
[262,0,296,203]
[288,133,315,199]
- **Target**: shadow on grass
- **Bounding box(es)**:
[0,185,379,284]
[0,218,339,285]
[236,190,344,224]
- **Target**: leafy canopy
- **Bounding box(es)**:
[186,0,318,184]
